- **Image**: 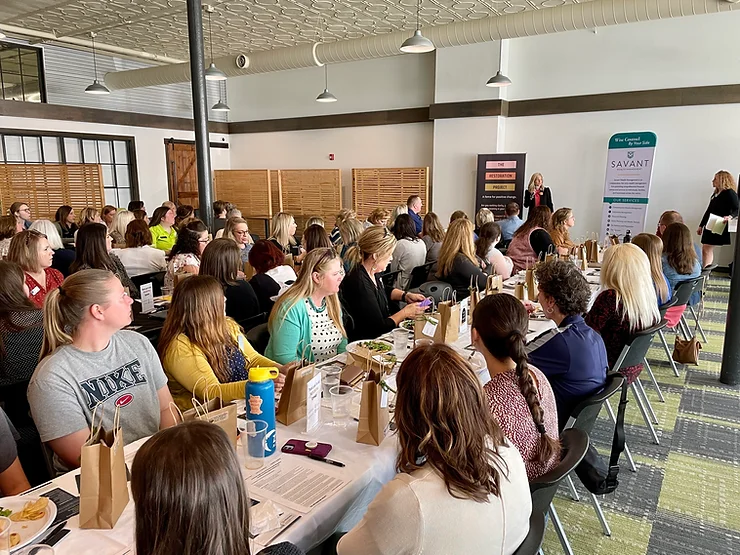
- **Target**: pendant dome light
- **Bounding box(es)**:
[400,0,434,54]
[212,81,230,112]
[316,64,337,103]
[85,33,110,95]
[204,6,226,81]
[485,42,511,88]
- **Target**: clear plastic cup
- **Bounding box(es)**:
[393,328,409,356]
[330,385,354,428]
[241,419,268,470]
[321,366,344,404]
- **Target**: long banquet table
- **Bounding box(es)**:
[23,316,559,555]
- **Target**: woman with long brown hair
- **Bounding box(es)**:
[200,239,260,324]
[698,170,739,266]
[662,222,701,297]
[338,344,530,554]
[472,293,560,479]
[302,223,332,252]
[550,207,576,256]
[507,205,554,272]
[475,222,513,279]
[436,218,487,298]
[7,229,64,307]
[0,215,18,259]
[159,275,286,411]
[266,248,347,364]
[132,421,302,555]
[632,233,672,306]
[421,211,445,267]
[54,205,77,246]
[165,219,209,290]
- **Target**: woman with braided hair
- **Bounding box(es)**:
[472,293,561,479]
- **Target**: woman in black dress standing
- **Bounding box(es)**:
[697,170,739,266]
[523,173,554,217]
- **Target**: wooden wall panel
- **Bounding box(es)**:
[0,164,104,220]
[278,169,342,233]
[214,169,274,218]
[352,167,429,219]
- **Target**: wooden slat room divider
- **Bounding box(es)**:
[352,167,429,219]
[0,164,104,220]
[277,170,342,233]
[214,169,276,238]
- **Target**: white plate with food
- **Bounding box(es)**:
[399,319,415,331]
[346,339,394,355]
[0,496,57,552]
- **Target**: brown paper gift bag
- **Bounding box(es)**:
[276,348,316,425]
[414,311,442,342]
[356,370,390,446]
[79,405,129,530]
[585,233,602,263]
[525,268,538,301]
[485,274,503,295]
[182,382,238,448]
[437,295,460,343]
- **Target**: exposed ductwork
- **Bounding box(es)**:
[0,24,185,65]
[104,0,740,90]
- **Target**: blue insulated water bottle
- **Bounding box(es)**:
[245,367,280,456]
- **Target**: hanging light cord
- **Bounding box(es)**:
[91,34,99,80]
[208,11,215,64]
[416,0,421,31]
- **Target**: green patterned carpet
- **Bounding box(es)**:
[542,274,740,555]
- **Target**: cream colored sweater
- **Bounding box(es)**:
[337,441,531,555]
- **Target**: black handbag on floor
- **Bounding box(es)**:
[575,380,629,495]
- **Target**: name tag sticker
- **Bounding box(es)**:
[31,286,40,296]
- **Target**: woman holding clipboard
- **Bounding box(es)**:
[697,171,739,266]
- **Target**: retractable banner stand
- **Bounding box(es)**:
[476,154,526,220]
[600,132,657,239]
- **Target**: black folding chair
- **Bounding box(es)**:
[417,281,451,305]
[377,269,401,295]
[530,428,590,555]
[512,511,546,555]
[131,271,165,297]
[408,262,436,290]
[684,264,717,342]
[246,323,270,355]
[237,312,267,333]
[562,375,625,537]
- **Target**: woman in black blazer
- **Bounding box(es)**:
[698,170,740,266]
[523,173,554,216]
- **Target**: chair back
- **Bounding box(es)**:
[611,319,668,370]
[564,374,625,433]
[131,271,165,297]
[418,281,452,305]
[378,269,401,292]
[658,296,678,317]
[246,323,270,355]
[512,511,546,555]
[530,428,589,513]
[673,277,702,307]
[237,312,267,333]
[408,262,435,290]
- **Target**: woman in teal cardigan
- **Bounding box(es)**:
[266,248,348,364]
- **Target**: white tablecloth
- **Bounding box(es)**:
[33,318,561,555]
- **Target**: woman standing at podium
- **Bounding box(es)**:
[697,170,739,267]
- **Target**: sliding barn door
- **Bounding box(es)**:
[165,140,199,209]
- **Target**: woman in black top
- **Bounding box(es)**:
[0,261,46,484]
[340,226,425,341]
[698,170,740,266]
[200,239,261,325]
[523,173,554,216]
[54,205,78,246]
[435,218,488,299]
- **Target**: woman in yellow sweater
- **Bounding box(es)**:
[158,275,290,410]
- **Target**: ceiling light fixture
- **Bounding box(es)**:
[400,0,434,54]
[85,33,110,95]
[486,41,511,88]
[316,63,337,103]
[204,6,226,81]
[212,81,230,112]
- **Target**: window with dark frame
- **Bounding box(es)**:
[0,132,139,209]
[0,42,46,103]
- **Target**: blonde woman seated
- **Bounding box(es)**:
[388,204,408,232]
[158,275,289,411]
[475,222,513,279]
[223,216,254,264]
[109,209,135,248]
[330,209,356,246]
[269,212,305,263]
[339,218,365,261]
[265,248,348,364]
[364,208,390,229]
[550,207,576,256]
[475,208,494,235]
[436,218,488,299]
[337,344,530,555]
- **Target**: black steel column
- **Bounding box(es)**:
[185,0,214,231]
[720,234,740,384]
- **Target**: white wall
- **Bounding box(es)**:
[226,54,435,121]
[434,41,504,103]
[506,11,740,100]
[227,123,433,209]
[2,116,229,211]
[505,104,740,246]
